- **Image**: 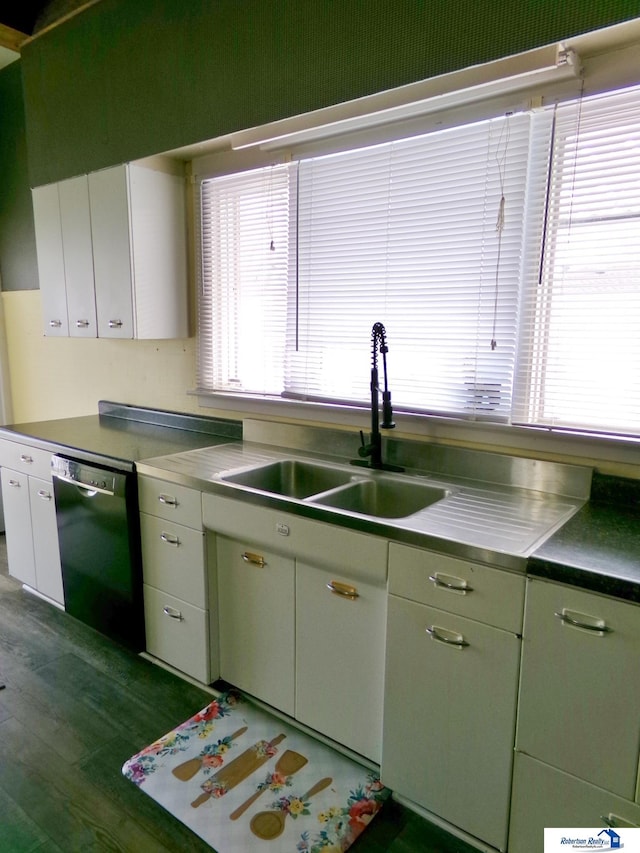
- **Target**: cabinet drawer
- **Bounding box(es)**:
[143,585,210,683]
[138,476,202,528]
[0,441,53,481]
[509,753,640,853]
[204,493,387,583]
[388,542,525,632]
[140,513,206,607]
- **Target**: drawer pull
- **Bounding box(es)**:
[428,573,473,593]
[158,494,178,507]
[37,489,52,501]
[241,551,266,568]
[108,319,123,328]
[601,813,639,829]
[163,606,183,620]
[8,479,20,487]
[49,319,63,328]
[327,581,359,600]
[426,625,469,648]
[75,319,90,328]
[160,532,180,547]
[20,454,33,464]
[554,610,612,634]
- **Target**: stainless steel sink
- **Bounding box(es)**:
[221,459,356,499]
[310,477,448,518]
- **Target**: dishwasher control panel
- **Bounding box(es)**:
[51,455,123,495]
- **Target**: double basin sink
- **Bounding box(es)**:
[220,458,450,520]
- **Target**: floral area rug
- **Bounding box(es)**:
[122,690,390,852]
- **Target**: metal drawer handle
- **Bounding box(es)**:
[601,813,639,829]
[75,319,90,328]
[8,479,20,487]
[160,532,180,547]
[426,625,469,648]
[554,611,612,634]
[163,606,183,620]
[428,573,473,593]
[37,489,52,501]
[108,319,123,328]
[158,494,178,507]
[20,454,33,464]
[241,551,266,568]
[49,319,62,328]
[327,581,359,600]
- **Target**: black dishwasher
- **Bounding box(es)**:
[51,455,144,651]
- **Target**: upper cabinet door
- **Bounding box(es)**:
[58,175,97,338]
[88,165,135,339]
[32,183,69,336]
[127,164,189,339]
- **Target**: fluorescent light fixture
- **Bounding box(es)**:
[230,44,580,151]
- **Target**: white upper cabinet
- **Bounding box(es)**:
[58,175,97,337]
[32,162,189,340]
[32,182,69,336]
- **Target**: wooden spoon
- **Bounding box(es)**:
[229,749,308,820]
[250,776,333,840]
[172,726,247,781]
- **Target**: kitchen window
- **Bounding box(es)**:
[196,83,640,439]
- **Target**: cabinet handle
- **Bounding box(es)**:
[75,319,90,328]
[426,625,469,648]
[8,479,20,487]
[554,611,613,634]
[163,606,183,620]
[108,320,123,328]
[158,494,178,507]
[241,551,266,568]
[49,319,63,328]
[428,573,473,593]
[37,489,52,501]
[160,532,180,547]
[326,580,359,600]
[601,813,639,829]
[20,454,33,464]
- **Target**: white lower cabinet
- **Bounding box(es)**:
[139,476,213,683]
[383,596,520,850]
[295,561,386,763]
[516,578,640,801]
[509,577,640,850]
[0,441,63,605]
[381,543,525,851]
[203,493,388,759]
[509,753,640,853]
[217,537,295,715]
[1,469,36,588]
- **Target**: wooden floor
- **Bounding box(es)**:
[0,535,478,852]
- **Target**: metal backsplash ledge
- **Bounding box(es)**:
[243,419,592,500]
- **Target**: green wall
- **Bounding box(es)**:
[21,0,640,187]
[0,62,39,291]
[2,0,639,291]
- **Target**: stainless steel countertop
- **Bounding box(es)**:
[137,438,588,572]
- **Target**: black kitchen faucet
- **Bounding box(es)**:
[352,322,404,472]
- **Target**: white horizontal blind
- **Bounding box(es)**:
[514,86,640,435]
[290,114,533,419]
[197,164,293,395]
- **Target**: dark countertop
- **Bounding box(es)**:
[528,473,640,603]
[0,401,242,471]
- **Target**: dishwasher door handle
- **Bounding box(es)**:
[53,471,115,497]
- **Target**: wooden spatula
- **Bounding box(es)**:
[191,733,286,807]
[172,725,248,781]
[229,749,308,820]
